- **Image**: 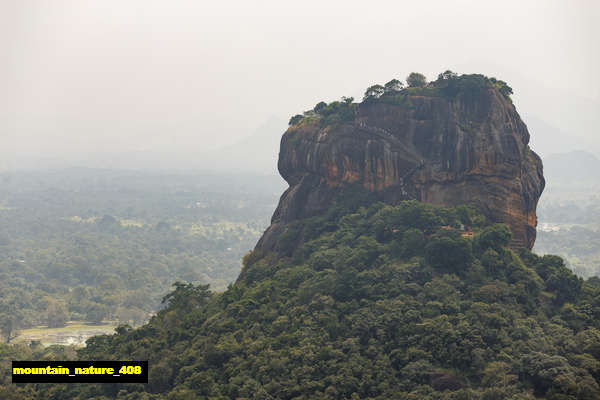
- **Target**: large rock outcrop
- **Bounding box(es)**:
[256,81,545,253]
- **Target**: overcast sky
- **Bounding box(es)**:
[1,0,599,170]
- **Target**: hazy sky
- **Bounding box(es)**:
[2,0,599,170]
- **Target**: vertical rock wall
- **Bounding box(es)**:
[256,86,545,253]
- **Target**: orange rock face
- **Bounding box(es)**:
[256,87,545,252]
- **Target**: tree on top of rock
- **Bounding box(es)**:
[406,72,428,87]
[363,84,385,102]
[437,70,458,81]
[313,101,327,113]
[288,114,303,125]
[384,79,404,93]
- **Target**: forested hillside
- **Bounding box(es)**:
[8,195,599,399]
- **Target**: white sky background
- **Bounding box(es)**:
[1,0,599,169]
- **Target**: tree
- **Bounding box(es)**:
[521,352,587,397]
[342,96,354,105]
[71,286,89,303]
[475,224,512,253]
[363,84,385,101]
[313,101,327,113]
[384,79,403,93]
[0,301,22,343]
[162,282,212,312]
[84,302,110,324]
[489,77,513,99]
[406,72,427,87]
[148,361,173,393]
[547,268,583,304]
[482,361,517,388]
[401,228,425,257]
[425,233,473,273]
[44,300,69,328]
[289,114,303,125]
[437,70,458,81]
[97,214,119,231]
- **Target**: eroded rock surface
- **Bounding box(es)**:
[257,85,544,253]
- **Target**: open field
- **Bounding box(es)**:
[12,321,117,347]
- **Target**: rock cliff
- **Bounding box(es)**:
[256,75,545,252]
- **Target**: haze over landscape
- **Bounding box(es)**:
[1,0,599,171]
[2,2,600,399]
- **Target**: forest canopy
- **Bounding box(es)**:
[10,196,599,400]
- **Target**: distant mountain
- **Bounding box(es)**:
[543,150,600,184]
[453,60,600,159]
[1,116,287,175]
[523,115,600,160]
[196,116,286,175]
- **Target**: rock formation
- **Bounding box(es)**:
[256,76,545,252]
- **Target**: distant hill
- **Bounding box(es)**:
[543,150,600,184]
[195,116,286,175]
[524,115,600,160]
[0,116,287,175]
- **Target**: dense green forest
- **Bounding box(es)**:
[6,194,599,399]
[0,169,284,341]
